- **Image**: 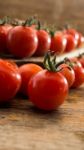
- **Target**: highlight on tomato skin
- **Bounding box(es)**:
[19,63,43,96]
[0,59,21,103]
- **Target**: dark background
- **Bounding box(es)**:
[0,0,84,32]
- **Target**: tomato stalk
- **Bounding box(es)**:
[60,57,76,68]
[0,16,16,25]
[11,19,21,26]
[43,51,64,72]
[0,16,11,25]
[0,18,5,25]
[22,16,38,27]
[0,16,21,26]
[43,52,74,72]
[49,30,55,37]
[36,20,49,33]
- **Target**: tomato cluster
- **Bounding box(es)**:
[0,17,51,58]
[0,52,84,111]
[50,28,84,54]
[0,16,84,111]
[28,53,84,110]
[0,17,84,58]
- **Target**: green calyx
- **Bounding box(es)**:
[35,20,46,31]
[43,51,63,72]
[61,57,75,68]
[49,30,55,37]
[0,19,5,25]
[0,16,21,26]
[22,16,38,27]
[0,16,11,25]
[47,25,57,37]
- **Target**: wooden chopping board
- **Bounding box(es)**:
[0,47,84,66]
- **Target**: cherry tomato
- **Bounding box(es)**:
[0,59,21,102]
[19,64,43,96]
[71,60,84,88]
[0,25,12,53]
[50,32,67,54]
[34,30,51,56]
[77,32,84,47]
[77,55,84,68]
[7,26,38,58]
[28,70,68,110]
[65,28,79,46]
[59,63,75,88]
[64,34,77,52]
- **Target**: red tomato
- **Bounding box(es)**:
[34,30,51,56]
[0,59,21,102]
[0,25,12,53]
[64,34,77,52]
[59,63,75,88]
[28,70,68,110]
[50,32,67,54]
[70,57,78,62]
[19,64,43,96]
[65,28,79,46]
[7,26,38,58]
[77,32,84,47]
[77,55,84,68]
[71,60,84,88]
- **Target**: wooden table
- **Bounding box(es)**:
[0,85,84,150]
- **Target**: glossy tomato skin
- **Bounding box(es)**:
[64,34,77,52]
[50,32,67,54]
[59,64,75,88]
[77,32,84,47]
[65,28,79,46]
[34,30,51,56]
[0,25,12,53]
[71,60,84,88]
[78,56,84,68]
[7,26,38,58]
[0,59,21,102]
[19,64,43,96]
[28,70,68,111]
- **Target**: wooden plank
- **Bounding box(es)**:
[1,47,84,66]
[0,86,84,150]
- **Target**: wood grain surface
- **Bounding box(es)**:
[0,86,84,150]
[1,47,84,67]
